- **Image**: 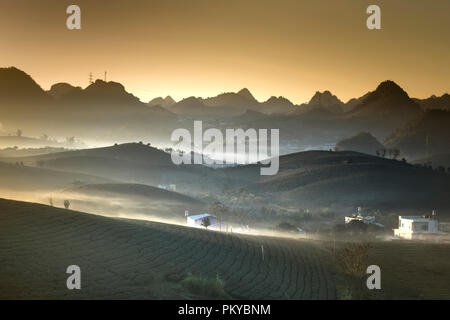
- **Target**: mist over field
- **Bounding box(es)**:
[1,0,450,301]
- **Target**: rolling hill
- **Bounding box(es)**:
[0,161,111,191]
[384,110,450,159]
[335,132,385,156]
[2,143,222,193]
[61,183,207,221]
[221,150,450,213]
[0,198,336,299]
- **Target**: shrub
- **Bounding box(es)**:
[336,243,371,277]
[64,200,71,209]
[201,217,211,229]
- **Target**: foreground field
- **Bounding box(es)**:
[322,239,450,300]
[0,198,336,299]
[367,241,450,299]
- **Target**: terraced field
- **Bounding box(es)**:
[0,198,336,299]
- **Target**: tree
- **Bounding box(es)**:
[48,197,54,207]
[64,200,71,209]
[392,149,400,159]
[16,129,22,137]
[201,217,211,229]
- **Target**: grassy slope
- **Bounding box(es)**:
[412,153,450,168]
[0,161,112,191]
[1,143,170,165]
[223,150,450,213]
[2,143,219,192]
[61,183,207,221]
[323,239,450,300]
[0,198,336,299]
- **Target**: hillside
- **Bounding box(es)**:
[0,161,111,191]
[3,143,221,193]
[385,109,450,159]
[335,132,385,156]
[6,143,173,165]
[0,198,336,299]
[221,150,450,213]
[412,153,450,169]
[62,183,206,221]
[344,81,423,132]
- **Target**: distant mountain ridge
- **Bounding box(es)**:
[0,66,447,149]
[148,96,176,108]
[168,88,295,116]
[0,67,177,140]
[335,132,385,156]
[413,93,450,111]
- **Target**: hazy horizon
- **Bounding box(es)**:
[1,0,449,104]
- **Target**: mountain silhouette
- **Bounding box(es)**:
[309,90,344,108]
[261,96,295,114]
[148,96,176,108]
[47,83,82,99]
[295,90,345,114]
[345,80,423,130]
[0,67,51,103]
[237,88,257,101]
[335,132,385,155]
[413,93,450,111]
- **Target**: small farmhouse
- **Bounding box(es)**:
[344,207,384,227]
[394,212,439,240]
[186,213,218,229]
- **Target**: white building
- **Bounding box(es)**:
[158,184,176,191]
[344,207,383,227]
[394,213,439,240]
[186,213,219,229]
[345,214,376,224]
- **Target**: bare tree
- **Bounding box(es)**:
[390,148,400,159]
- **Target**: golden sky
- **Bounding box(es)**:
[0,0,448,103]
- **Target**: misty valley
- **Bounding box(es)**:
[0,65,449,300]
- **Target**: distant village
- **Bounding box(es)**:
[183,204,449,242]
